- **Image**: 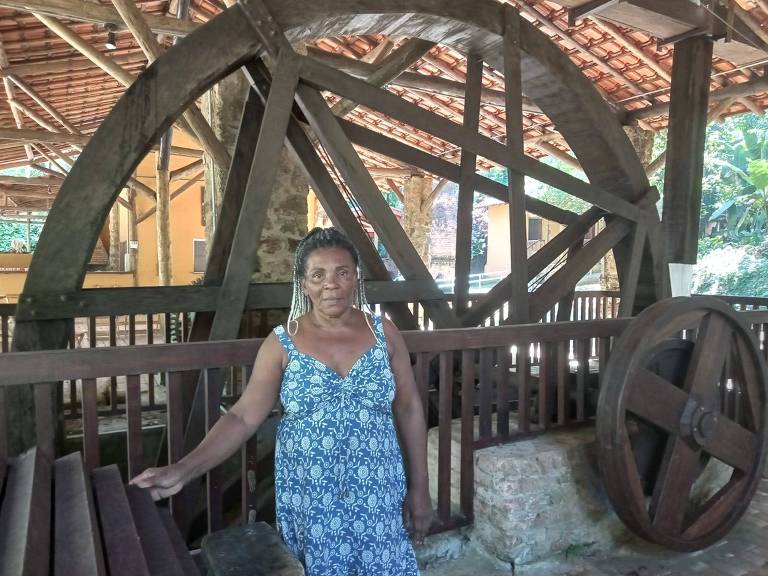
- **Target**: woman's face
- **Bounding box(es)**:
[301,246,358,317]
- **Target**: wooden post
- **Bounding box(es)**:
[454,53,482,314]
[109,202,120,271]
[504,6,529,323]
[662,36,713,264]
[156,135,172,285]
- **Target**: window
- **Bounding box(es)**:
[528,218,542,241]
[193,239,206,273]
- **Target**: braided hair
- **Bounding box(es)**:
[288,227,374,336]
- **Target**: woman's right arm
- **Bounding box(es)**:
[130,331,285,500]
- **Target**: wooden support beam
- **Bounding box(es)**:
[568,0,620,26]
[299,57,644,222]
[155,133,172,286]
[0,0,198,37]
[208,53,299,340]
[504,5,529,324]
[307,47,543,114]
[331,38,435,118]
[0,39,34,162]
[527,219,632,322]
[0,175,61,187]
[169,159,204,182]
[9,75,80,133]
[459,206,604,327]
[0,53,144,77]
[385,177,405,203]
[295,81,460,328]
[337,117,578,224]
[662,36,713,264]
[425,177,449,206]
[617,223,646,317]
[454,53,483,315]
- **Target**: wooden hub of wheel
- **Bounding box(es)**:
[597,296,768,551]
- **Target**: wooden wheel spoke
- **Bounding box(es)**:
[682,474,749,540]
[704,415,758,473]
[626,369,688,434]
[733,336,762,431]
[650,438,701,535]
[683,312,732,398]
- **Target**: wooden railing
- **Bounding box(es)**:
[1,308,768,539]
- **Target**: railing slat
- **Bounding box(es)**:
[576,339,589,422]
[538,342,549,430]
[205,368,224,533]
[557,341,568,426]
[415,352,430,424]
[1,314,8,352]
[478,348,492,440]
[166,371,186,530]
[460,350,474,520]
[518,345,530,432]
[81,377,99,470]
[496,347,510,440]
[437,351,453,525]
[126,374,143,479]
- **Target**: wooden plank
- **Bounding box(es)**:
[126,485,186,576]
[54,452,106,576]
[415,353,430,424]
[527,219,632,322]
[15,280,441,321]
[298,56,644,222]
[662,36,713,264]
[460,350,474,520]
[0,390,6,458]
[454,53,483,315]
[126,374,143,479]
[437,351,453,524]
[1,314,8,352]
[0,447,51,576]
[338,118,577,225]
[158,509,200,576]
[92,465,150,576]
[504,5,529,324]
[294,81,459,328]
[81,377,99,471]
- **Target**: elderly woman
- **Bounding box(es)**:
[131,227,432,575]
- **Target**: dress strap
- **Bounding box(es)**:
[372,313,386,344]
[273,324,295,352]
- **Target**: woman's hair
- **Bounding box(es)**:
[288,227,373,335]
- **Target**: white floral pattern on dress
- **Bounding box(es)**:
[273,314,419,576]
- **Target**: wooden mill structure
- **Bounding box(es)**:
[1,0,768,573]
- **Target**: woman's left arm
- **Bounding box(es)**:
[384,318,433,544]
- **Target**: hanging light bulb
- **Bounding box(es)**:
[105,23,117,50]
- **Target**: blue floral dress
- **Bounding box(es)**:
[273,314,419,575]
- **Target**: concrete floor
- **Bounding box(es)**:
[420,480,768,576]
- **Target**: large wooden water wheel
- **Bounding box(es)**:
[598,296,768,551]
[13,0,664,353]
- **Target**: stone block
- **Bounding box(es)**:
[201,522,304,575]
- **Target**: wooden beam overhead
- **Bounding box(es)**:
[568,0,621,26]
[0,0,198,37]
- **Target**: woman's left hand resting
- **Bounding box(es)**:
[403,486,433,545]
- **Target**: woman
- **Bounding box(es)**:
[131,227,433,575]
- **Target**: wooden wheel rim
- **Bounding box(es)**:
[598,296,768,551]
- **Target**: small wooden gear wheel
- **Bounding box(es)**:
[598,296,768,551]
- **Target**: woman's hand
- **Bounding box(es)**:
[129,463,188,501]
[403,487,433,546]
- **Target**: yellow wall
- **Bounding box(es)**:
[131,128,206,287]
[485,203,563,273]
[0,271,134,303]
